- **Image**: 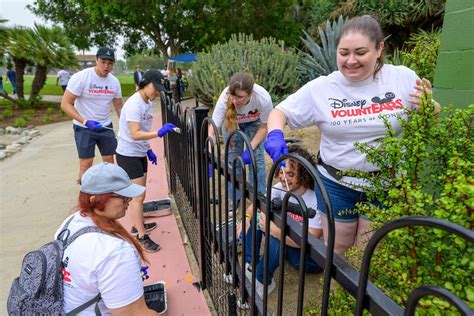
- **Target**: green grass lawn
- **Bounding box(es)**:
[2,74,136,97]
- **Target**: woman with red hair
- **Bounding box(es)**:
[55,162,160,315]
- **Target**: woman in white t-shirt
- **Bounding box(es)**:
[116,70,176,252]
[56,162,160,315]
[209,72,273,206]
[264,15,440,256]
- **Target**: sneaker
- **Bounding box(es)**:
[137,234,161,252]
[255,277,276,298]
[237,298,249,310]
[223,262,252,285]
[131,222,157,236]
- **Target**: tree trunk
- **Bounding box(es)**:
[30,64,48,103]
[14,58,27,99]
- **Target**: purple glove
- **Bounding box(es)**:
[208,163,213,177]
[264,129,288,167]
[242,149,252,165]
[146,149,157,165]
[84,119,102,130]
[157,123,177,138]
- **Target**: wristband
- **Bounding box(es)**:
[245,214,252,220]
[82,119,87,125]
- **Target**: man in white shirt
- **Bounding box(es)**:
[61,47,123,183]
[56,69,71,92]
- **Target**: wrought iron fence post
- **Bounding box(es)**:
[194,106,209,288]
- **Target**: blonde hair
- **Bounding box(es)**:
[224,72,255,131]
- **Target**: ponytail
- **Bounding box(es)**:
[223,71,255,131]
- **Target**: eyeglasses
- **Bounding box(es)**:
[111,194,132,202]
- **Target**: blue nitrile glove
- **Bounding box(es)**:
[157,123,177,138]
[241,148,252,165]
[208,163,213,177]
[264,129,288,167]
[146,149,157,165]
[84,119,102,130]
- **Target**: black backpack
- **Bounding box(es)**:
[7,215,111,315]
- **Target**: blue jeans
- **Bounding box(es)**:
[244,222,322,285]
[315,170,381,222]
[222,120,266,206]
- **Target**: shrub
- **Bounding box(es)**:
[189,33,300,106]
[318,93,473,313]
[15,117,27,128]
[46,107,54,115]
[401,28,441,82]
[42,114,52,123]
[2,107,14,120]
[297,15,346,84]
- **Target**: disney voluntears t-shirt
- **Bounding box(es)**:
[212,83,273,128]
[116,92,153,157]
[271,182,322,229]
[276,64,419,188]
[67,67,122,127]
[54,213,144,315]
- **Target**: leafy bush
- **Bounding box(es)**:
[2,107,14,120]
[42,114,52,123]
[401,28,441,82]
[46,107,54,115]
[15,117,27,127]
[297,16,346,84]
[338,96,472,313]
[189,33,299,106]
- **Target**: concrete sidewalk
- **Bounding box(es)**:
[0,98,211,314]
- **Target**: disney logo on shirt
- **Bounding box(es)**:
[88,83,115,95]
[329,98,367,109]
[330,91,403,119]
[141,113,153,121]
[236,109,260,122]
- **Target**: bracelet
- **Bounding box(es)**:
[245,214,252,220]
[82,119,87,125]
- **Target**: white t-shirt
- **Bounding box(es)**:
[55,213,144,315]
[276,64,419,187]
[57,70,71,85]
[212,83,273,128]
[116,92,153,157]
[67,67,122,127]
[271,182,322,229]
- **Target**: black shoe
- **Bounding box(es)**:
[137,234,161,252]
[131,222,157,236]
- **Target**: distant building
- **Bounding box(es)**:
[75,54,96,70]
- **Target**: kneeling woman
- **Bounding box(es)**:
[56,163,160,315]
[116,70,176,252]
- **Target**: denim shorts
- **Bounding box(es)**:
[315,170,380,222]
[116,154,148,180]
[73,124,117,159]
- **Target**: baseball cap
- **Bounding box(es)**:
[96,47,115,62]
[142,70,165,91]
[80,163,145,197]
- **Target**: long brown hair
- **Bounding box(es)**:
[224,72,255,131]
[78,192,147,262]
[336,15,385,78]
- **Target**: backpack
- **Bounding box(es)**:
[7,215,110,315]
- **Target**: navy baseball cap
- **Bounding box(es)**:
[96,47,115,62]
[143,70,165,91]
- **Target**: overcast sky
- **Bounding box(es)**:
[0,0,125,60]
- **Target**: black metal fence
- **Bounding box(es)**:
[160,93,473,315]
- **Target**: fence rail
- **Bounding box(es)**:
[160,93,473,316]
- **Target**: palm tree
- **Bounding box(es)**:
[29,24,78,102]
[6,26,35,100]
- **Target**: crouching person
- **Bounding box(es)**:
[238,145,323,299]
[56,162,160,315]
